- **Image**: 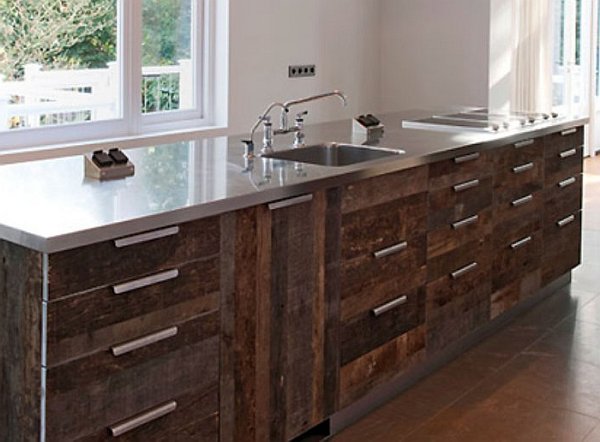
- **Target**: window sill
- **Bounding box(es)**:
[0,125,229,165]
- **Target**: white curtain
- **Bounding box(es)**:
[511,0,554,113]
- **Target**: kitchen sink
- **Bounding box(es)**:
[262,142,404,167]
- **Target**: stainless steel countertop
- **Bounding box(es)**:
[0,110,587,253]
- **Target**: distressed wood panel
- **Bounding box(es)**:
[544,126,584,157]
[491,269,542,319]
[341,166,428,213]
[492,138,544,170]
[544,146,583,187]
[341,287,425,365]
[341,192,427,260]
[48,216,220,300]
[542,210,582,285]
[0,241,42,442]
[428,150,492,191]
[339,325,426,408]
[46,313,219,441]
[47,257,219,366]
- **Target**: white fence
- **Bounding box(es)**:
[0,59,192,131]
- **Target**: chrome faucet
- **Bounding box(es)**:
[243,90,348,156]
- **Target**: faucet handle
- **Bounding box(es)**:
[296,110,308,120]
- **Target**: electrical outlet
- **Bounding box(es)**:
[289,64,316,78]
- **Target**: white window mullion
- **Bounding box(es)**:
[124,0,143,136]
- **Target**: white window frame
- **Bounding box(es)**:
[0,0,221,153]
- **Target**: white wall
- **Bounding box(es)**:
[226,0,382,135]
[379,0,491,112]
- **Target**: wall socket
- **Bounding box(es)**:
[289,64,316,78]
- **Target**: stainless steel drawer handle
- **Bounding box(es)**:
[454,152,480,164]
[268,194,313,211]
[374,241,408,259]
[453,179,480,193]
[514,139,534,149]
[561,128,577,136]
[557,214,576,228]
[512,162,534,174]
[559,148,577,159]
[558,177,577,189]
[511,194,533,207]
[452,214,479,230]
[451,262,478,279]
[112,269,179,295]
[372,295,408,317]
[109,401,177,437]
[111,326,179,357]
[510,236,533,250]
[114,226,180,248]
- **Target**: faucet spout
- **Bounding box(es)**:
[283,90,348,109]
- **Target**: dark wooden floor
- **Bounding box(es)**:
[333,157,600,442]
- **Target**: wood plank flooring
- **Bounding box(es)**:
[333,156,600,442]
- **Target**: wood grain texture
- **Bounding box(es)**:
[341,287,425,365]
[220,190,340,442]
[542,210,582,285]
[427,176,493,230]
[426,245,491,354]
[543,126,584,157]
[492,138,544,170]
[47,257,220,366]
[492,230,542,292]
[491,269,541,319]
[544,146,583,187]
[46,313,219,441]
[341,166,428,214]
[428,150,492,191]
[48,216,220,300]
[339,325,426,408]
[341,192,427,260]
[75,388,219,442]
[0,241,42,442]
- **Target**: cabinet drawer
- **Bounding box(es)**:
[493,137,544,170]
[341,287,425,365]
[492,230,542,292]
[341,236,426,317]
[429,150,492,191]
[341,192,427,261]
[427,209,492,261]
[542,210,582,284]
[341,166,428,214]
[428,176,493,230]
[493,190,543,230]
[339,325,426,408]
[47,258,219,366]
[545,145,583,187]
[491,270,542,320]
[46,313,219,441]
[426,243,491,353]
[493,198,542,251]
[48,216,220,300]
[544,176,583,231]
[493,163,544,208]
[544,126,584,158]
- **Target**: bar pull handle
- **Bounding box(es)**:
[559,148,577,159]
[374,241,408,259]
[558,177,577,189]
[511,194,533,207]
[452,214,479,230]
[372,295,408,317]
[112,269,179,295]
[561,128,577,136]
[510,236,533,250]
[512,162,534,174]
[454,152,480,164]
[453,179,480,193]
[114,226,180,248]
[111,326,179,357]
[268,194,313,210]
[557,214,576,228]
[109,401,177,437]
[451,262,478,280]
[514,139,534,149]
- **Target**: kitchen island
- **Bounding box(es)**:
[0,110,587,441]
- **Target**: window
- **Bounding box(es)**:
[0,0,217,151]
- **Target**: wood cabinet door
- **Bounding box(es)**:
[220,189,340,442]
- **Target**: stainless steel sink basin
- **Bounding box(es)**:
[262,142,404,167]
